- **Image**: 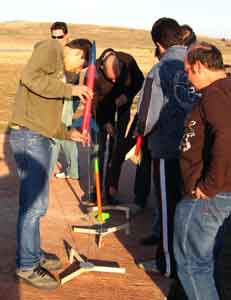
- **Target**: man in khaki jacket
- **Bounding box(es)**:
[10,38,92,290]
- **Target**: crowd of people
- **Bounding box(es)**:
[8,17,231,300]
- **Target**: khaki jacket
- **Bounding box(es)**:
[11,39,73,139]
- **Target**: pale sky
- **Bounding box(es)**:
[0,0,230,38]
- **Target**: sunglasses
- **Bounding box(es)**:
[52,35,64,39]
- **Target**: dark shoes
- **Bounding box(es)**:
[16,251,62,290]
[167,279,188,300]
[80,191,97,205]
[138,259,170,278]
[40,251,62,271]
[138,259,160,273]
[89,191,97,203]
[140,234,160,246]
[81,192,121,206]
[106,194,122,205]
[16,265,59,290]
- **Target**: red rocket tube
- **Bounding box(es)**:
[81,41,96,135]
[134,135,143,156]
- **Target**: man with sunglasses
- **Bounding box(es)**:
[49,21,87,200]
[93,48,144,204]
[50,21,69,46]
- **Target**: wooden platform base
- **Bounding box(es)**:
[60,246,125,284]
[72,205,130,247]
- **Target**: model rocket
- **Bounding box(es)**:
[134,135,143,156]
[81,40,96,135]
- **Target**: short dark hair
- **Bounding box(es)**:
[66,38,92,61]
[154,46,161,60]
[151,17,183,48]
[50,21,68,34]
[187,42,224,70]
[181,24,197,47]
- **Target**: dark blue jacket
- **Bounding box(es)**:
[138,46,199,159]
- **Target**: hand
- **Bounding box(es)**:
[115,94,127,107]
[68,128,90,146]
[72,85,93,103]
[104,122,115,136]
[192,187,209,200]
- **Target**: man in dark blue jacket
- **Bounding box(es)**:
[137,18,199,281]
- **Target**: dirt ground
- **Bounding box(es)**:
[0,133,172,300]
[1,129,231,300]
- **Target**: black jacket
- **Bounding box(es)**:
[93,49,144,128]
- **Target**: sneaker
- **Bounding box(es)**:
[40,251,62,271]
[138,259,160,273]
[16,265,59,290]
[55,172,70,179]
[140,234,160,246]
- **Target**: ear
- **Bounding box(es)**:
[156,42,166,55]
[195,61,204,74]
[189,61,198,74]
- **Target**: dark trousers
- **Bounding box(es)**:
[134,136,152,208]
[99,110,130,193]
[153,158,182,278]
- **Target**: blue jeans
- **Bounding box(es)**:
[174,193,231,300]
[9,128,53,270]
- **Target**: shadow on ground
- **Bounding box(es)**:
[0,134,20,300]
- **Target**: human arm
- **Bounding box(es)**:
[71,85,93,102]
[115,56,144,108]
[21,40,92,102]
[180,86,231,198]
[196,88,231,197]
[67,128,90,146]
[137,70,164,136]
[21,40,73,99]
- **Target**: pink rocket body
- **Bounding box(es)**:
[81,41,96,135]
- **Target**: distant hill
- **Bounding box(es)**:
[0,21,230,133]
[0,21,230,69]
[0,21,153,50]
[0,21,230,51]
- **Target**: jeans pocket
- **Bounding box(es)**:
[202,199,231,230]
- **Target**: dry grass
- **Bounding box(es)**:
[0,21,230,133]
